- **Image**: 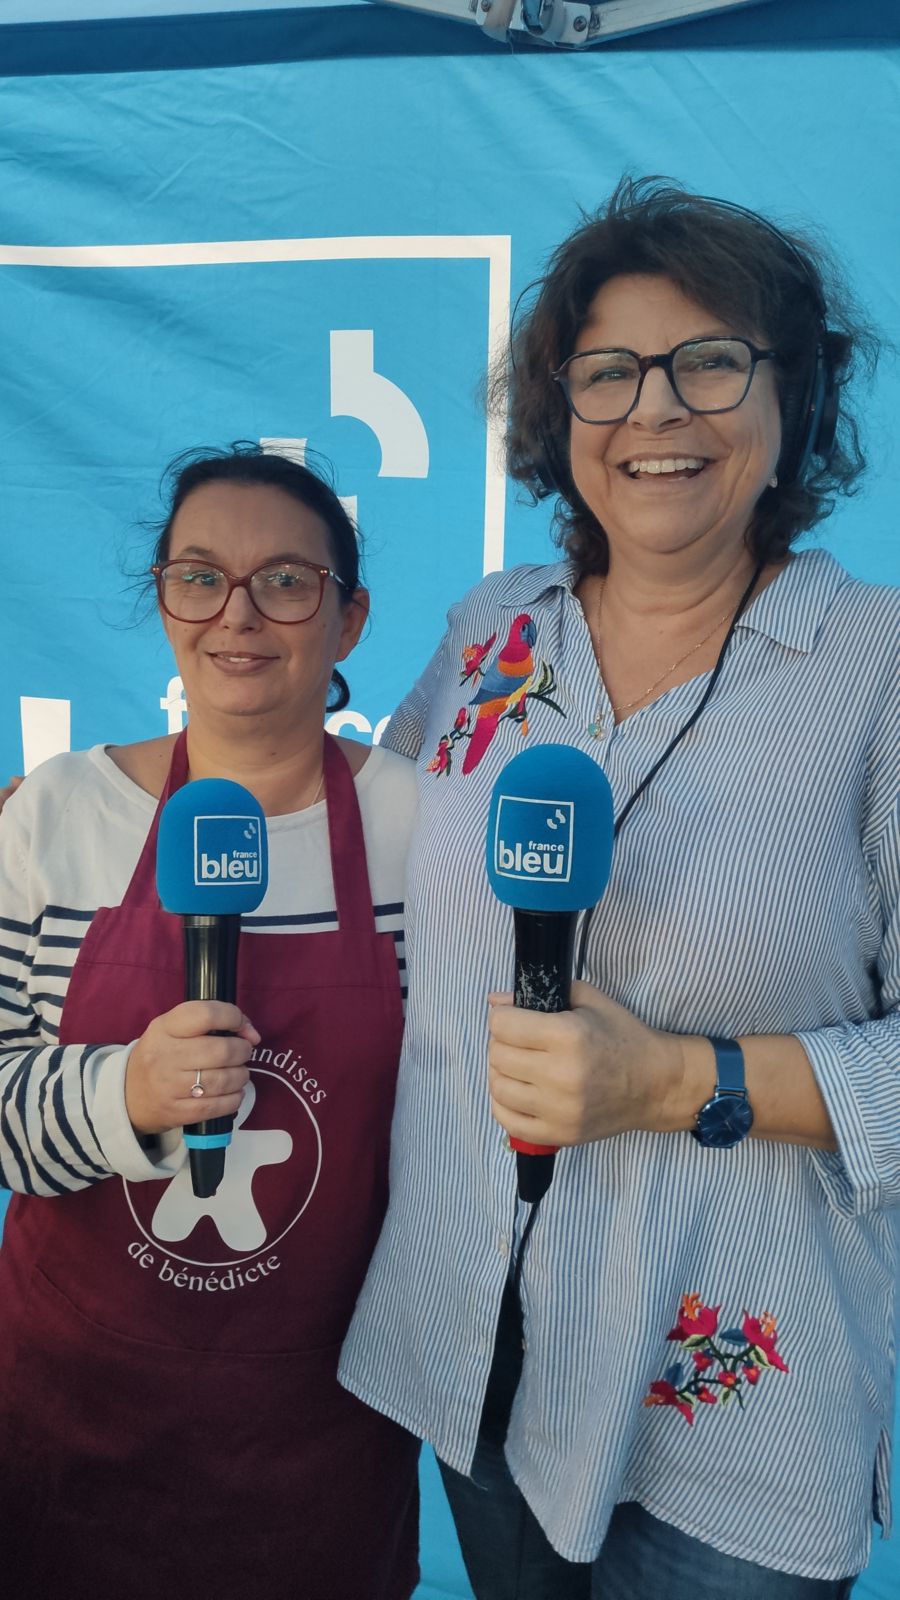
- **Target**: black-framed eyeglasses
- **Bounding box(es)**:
[152,558,352,624]
[552,337,776,425]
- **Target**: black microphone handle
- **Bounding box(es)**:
[183,914,241,1199]
[512,909,577,1204]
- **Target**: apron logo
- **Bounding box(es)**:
[123,1067,324,1286]
[493,796,573,883]
[194,814,263,884]
[152,1081,290,1251]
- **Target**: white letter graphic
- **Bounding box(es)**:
[20,696,70,773]
[330,330,428,479]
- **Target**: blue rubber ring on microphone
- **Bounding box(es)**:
[183,1132,232,1150]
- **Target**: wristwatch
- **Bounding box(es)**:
[691,1036,753,1149]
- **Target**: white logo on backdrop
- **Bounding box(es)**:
[19,696,71,775]
[330,329,429,477]
[10,231,511,771]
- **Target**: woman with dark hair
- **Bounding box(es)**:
[0,444,419,1600]
[340,180,898,1597]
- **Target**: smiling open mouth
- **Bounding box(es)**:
[210,652,274,665]
[624,457,708,479]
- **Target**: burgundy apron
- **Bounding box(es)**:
[0,734,418,1600]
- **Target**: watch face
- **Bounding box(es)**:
[693,1094,754,1149]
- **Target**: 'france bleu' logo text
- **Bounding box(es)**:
[493,795,573,884]
[193,815,263,886]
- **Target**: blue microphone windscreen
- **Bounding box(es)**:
[486,745,614,912]
[156,778,268,915]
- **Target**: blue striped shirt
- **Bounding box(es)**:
[339,548,900,1580]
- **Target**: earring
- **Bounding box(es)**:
[768,473,778,489]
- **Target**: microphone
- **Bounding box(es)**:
[156,778,268,1198]
[486,744,614,1203]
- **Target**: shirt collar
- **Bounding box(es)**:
[736,549,851,653]
[493,548,850,657]
[492,558,577,611]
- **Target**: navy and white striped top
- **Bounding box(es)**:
[0,742,414,1195]
[339,549,900,1581]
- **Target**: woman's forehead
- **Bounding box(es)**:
[170,480,330,554]
[576,274,736,350]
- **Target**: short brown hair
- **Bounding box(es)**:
[492,176,878,575]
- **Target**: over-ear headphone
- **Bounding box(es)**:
[531,194,840,498]
[708,198,839,488]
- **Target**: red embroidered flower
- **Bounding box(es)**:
[646,1295,789,1425]
[426,736,453,776]
[741,1311,790,1373]
[666,1292,720,1346]
[643,1380,695,1426]
[460,633,497,684]
[453,706,468,732]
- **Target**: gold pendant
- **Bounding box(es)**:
[587,717,605,739]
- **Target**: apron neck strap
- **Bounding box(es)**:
[160,728,190,799]
[322,733,377,936]
[122,730,189,907]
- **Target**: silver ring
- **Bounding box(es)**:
[190,1072,205,1100]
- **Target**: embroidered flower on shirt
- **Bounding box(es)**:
[666,1290,721,1345]
[645,1380,695,1426]
[460,633,497,685]
[426,615,565,777]
[644,1293,790,1424]
[741,1311,790,1373]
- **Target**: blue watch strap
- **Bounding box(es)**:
[708,1036,745,1095]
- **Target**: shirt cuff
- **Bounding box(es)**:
[87,1044,188,1183]
[796,1027,884,1217]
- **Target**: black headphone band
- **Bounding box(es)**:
[697,197,837,485]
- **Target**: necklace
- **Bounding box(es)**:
[307,770,325,807]
[587,589,734,739]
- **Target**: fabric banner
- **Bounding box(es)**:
[1,4,898,778]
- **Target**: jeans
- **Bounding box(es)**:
[439,1282,857,1600]
[439,1445,857,1600]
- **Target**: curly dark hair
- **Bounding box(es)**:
[491,176,879,576]
[147,442,364,712]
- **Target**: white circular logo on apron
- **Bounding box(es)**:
[123,1069,321,1267]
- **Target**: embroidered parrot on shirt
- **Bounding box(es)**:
[426,612,564,777]
[462,613,537,773]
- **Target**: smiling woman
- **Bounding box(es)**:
[487,179,874,727]
[338,179,897,1600]
[0,444,420,1600]
[565,273,783,619]
[143,452,368,787]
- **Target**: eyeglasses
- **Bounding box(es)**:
[152,558,352,624]
[552,337,776,425]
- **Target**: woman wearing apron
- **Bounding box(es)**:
[0,445,420,1599]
